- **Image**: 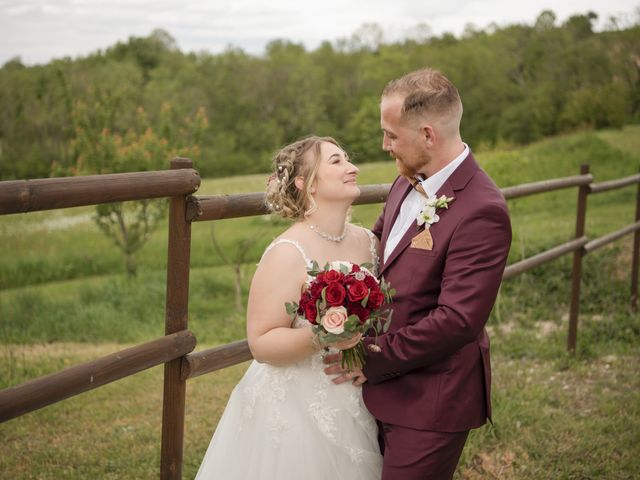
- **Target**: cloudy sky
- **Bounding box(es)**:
[1,0,638,66]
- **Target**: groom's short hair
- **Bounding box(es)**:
[382,68,463,128]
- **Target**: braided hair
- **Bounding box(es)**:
[265,135,343,220]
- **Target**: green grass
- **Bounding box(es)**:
[0,264,253,345]
[0,342,251,479]
[1,300,638,479]
[0,126,639,478]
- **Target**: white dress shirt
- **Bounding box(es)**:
[383,144,469,262]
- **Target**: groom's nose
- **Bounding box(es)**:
[382,132,392,152]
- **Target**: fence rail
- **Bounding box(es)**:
[585,220,640,253]
[589,173,640,194]
[502,236,589,280]
[501,174,593,200]
[187,184,392,222]
[0,330,196,423]
[0,161,638,479]
[181,340,253,380]
[0,166,200,215]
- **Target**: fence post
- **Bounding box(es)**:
[631,167,640,311]
[160,158,194,479]
[567,164,590,353]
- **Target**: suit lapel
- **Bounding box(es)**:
[380,217,419,274]
[379,152,479,275]
[380,179,413,249]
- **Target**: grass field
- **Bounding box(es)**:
[1,126,639,478]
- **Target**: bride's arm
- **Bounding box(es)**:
[246,244,319,366]
[371,231,381,261]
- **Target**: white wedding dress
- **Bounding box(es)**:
[195,236,382,480]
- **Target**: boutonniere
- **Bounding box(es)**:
[416,195,454,228]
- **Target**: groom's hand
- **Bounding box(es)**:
[322,353,368,386]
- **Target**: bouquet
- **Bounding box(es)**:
[286,261,395,371]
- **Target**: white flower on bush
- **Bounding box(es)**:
[416,195,454,227]
[321,306,348,334]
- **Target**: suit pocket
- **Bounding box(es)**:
[406,247,439,257]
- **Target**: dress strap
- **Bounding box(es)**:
[364,229,379,275]
[261,238,313,269]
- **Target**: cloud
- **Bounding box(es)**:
[1,0,637,65]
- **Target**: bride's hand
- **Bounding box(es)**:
[328,332,362,350]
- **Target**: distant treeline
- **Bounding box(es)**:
[0,10,639,180]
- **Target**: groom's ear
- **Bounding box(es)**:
[422,125,436,147]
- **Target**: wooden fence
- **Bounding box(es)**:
[0,160,638,478]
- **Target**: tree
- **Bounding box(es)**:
[345,96,386,163]
[534,10,557,31]
[209,224,267,312]
[2,16,639,182]
[71,95,208,276]
[348,23,385,52]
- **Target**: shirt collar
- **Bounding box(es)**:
[417,143,469,198]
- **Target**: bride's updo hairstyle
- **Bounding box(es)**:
[265,135,343,220]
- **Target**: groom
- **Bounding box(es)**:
[325,68,512,479]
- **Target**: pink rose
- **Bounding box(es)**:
[321,306,348,334]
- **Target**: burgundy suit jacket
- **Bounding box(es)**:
[362,152,511,433]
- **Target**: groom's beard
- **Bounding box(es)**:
[395,152,430,178]
[395,158,413,177]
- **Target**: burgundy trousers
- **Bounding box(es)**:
[377,421,469,480]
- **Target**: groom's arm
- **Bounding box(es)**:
[363,202,512,384]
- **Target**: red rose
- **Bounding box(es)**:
[325,283,347,306]
[303,290,314,303]
[351,264,361,273]
[351,304,370,324]
[304,301,318,323]
[347,281,368,302]
[310,281,324,297]
[364,275,378,288]
[324,269,343,283]
[343,275,357,286]
[368,290,385,309]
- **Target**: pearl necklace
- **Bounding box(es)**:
[308,223,348,243]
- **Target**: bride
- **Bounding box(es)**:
[195,135,383,479]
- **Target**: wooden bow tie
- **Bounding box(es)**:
[406,176,427,197]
